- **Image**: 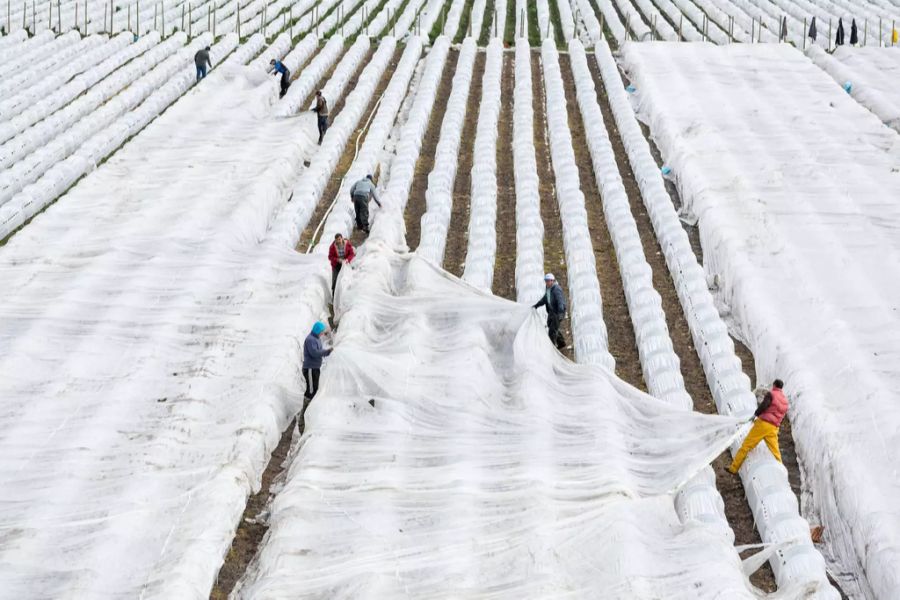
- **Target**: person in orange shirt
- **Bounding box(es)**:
[728,379,788,474]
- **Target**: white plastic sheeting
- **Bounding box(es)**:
[632,0,679,41]
[0,33,228,240]
[567,39,737,546]
[269,38,398,246]
[470,0,488,38]
[231,238,759,599]
[0,30,56,78]
[0,56,328,598]
[417,38,477,264]
[0,32,164,147]
[379,36,450,224]
[0,33,176,169]
[317,36,423,247]
[613,0,651,40]
[461,39,502,291]
[540,40,614,369]
[275,35,345,117]
[808,45,900,132]
[0,32,130,120]
[442,0,468,36]
[0,34,106,102]
[312,36,371,112]
[615,42,858,598]
[512,39,544,304]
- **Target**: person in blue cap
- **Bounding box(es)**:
[303,321,332,399]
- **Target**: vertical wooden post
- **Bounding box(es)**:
[828,18,832,51]
[84,0,87,32]
[47,0,50,29]
[879,17,882,45]
[126,2,129,32]
[136,0,139,34]
[75,2,78,31]
[236,1,239,36]
[803,17,807,49]
[206,3,208,32]
[188,2,191,37]
[519,8,523,38]
[729,15,733,42]
[864,19,867,46]
[102,2,106,32]
[212,0,216,37]
[180,1,183,30]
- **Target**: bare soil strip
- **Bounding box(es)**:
[492,51,516,300]
[559,54,645,390]
[296,46,404,251]
[584,57,777,592]
[530,49,572,357]
[209,418,297,599]
[405,49,460,250]
[444,50,485,277]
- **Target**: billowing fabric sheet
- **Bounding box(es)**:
[0,64,328,597]
[621,42,900,600]
[234,242,764,599]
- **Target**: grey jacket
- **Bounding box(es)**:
[303,333,332,369]
[350,179,381,206]
[533,283,566,315]
[194,49,211,68]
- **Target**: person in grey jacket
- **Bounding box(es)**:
[303,321,332,399]
[350,174,382,235]
[533,273,567,350]
[194,46,212,81]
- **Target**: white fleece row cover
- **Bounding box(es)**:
[234,243,768,599]
[620,41,900,600]
[0,65,329,597]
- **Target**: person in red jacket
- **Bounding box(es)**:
[728,379,788,473]
[327,233,355,293]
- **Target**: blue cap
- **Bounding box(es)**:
[312,321,326,335]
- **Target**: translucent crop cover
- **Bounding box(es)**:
[232,238,792,599]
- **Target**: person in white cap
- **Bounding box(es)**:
[533,273,567,349]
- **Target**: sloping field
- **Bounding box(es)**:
[621,41,900,600]
[0,69,330,597]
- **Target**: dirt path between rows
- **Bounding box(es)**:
[209,418,297,599]
[444,51,485,277]
[296,46,404,251]
[559,54,644,390]
[531,49,571,358]
[585,57,777,592]
[405,49,459,251]
[492,52,516,301]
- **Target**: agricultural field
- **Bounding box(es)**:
[0,0,898,598]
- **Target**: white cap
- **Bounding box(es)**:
[544,273,555,281]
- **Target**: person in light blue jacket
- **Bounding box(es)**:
[303,321,332,399]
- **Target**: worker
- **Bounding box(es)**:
[270,59,291,98]
[303,321,332,399]
[728,379,788,473]
[532,273,567,350]
[350,174,382,235]
[194,46,212,81]
[327,233,355,293]
[313,90,329,145]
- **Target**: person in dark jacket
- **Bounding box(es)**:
[314,90,329,145]
[194,46,212,81]
[728,379,788,473]
[303,321,332,399]
[533,273,567,350]
[327,233,355,293]
[350,174,382,235]
[270,59,291,98]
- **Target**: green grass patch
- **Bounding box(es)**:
[428,0,452,44]
[379,0,413,37]
[547,0,565,48]
[453,0,477,42]
[526,0,540,45]
[477,0,495,44]
[503,0,517,44]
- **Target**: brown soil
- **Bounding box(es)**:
[585,58,777,591]
[296,46,404,252]
[492,52,516,301]
[405,49,459,251]
[209,419,297,599]
[444,51,486,277]
[559,55,644,390]
[531,49,571,358]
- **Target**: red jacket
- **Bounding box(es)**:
[758,388,788,427]
[328,240,355,268]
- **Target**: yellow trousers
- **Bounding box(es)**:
[729,419,781,472]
